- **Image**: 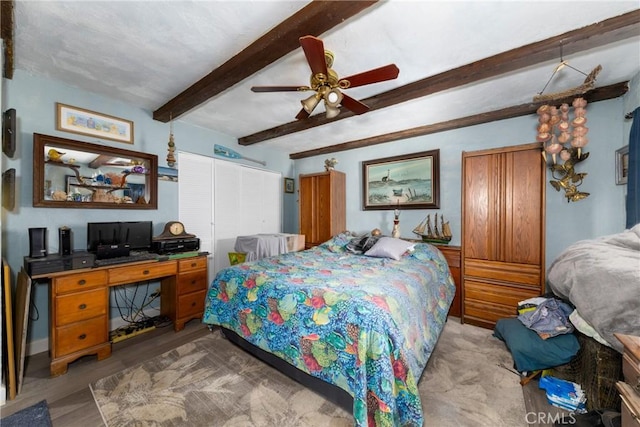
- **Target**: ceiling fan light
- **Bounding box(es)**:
[325,102,340,119]
[301,94,321,114]
[325,88,343,108]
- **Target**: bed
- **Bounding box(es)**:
[546,224,640,353]
[202,233,456,426]
[545,224,640,410]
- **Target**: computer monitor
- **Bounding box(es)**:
[87,221,152,252]
[87,222,121,252]
[120,221,152,251]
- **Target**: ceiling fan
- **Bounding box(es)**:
[251,35,400,120]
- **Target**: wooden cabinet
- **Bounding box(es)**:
[161,256,208,331]
[616,333,640,426]
[433,245,461,318]
[49,270,111,376]
[299,170,346,248]
[461,143,545,328]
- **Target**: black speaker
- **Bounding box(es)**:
[59,226,71,255]
[3,108,16,158]
[29,227,47,258]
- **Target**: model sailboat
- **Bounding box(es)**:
[413,214,452,244]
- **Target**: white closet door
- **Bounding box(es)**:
[258,170,282,233]
[178,152,214,280]
[213,159,243,274]
[179,153,282,276]
[239,166,281,235]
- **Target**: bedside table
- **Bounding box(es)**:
[615,333,640,425]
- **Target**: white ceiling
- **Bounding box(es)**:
[12,1,640,155]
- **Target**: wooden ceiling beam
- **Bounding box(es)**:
[153,0,378,122]
[289,81,629,159]
[239,9,640,146]
[1,0,15,79]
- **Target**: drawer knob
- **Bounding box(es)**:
[79,303,87,310]
[191,280,196,285]
[191,302,196,307]
[191,262,196,267]
[78,279,86,285]
[78,334,86,340]
[143,270,150,275]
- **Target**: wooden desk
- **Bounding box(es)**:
[32,255,208,376]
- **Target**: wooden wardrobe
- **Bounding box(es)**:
[299,170,346,248]
[461,142,546,329]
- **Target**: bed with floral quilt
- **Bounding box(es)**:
[202,233,456,426]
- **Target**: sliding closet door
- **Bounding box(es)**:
[213,159,282,275]
[178,151,214,281]
[180,153,282,276]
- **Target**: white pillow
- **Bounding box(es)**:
[364,237,414,260]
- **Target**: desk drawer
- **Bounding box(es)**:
[54,270,107,294]
[178,290,206,318]
[177,270,208,295]
[55,288,108,326]
[178,257,207,273]
[55,315,108,357]
[109,262,177,285]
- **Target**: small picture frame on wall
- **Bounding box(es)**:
[56,103,134,144]
[284,177,294,193]
[616,145,629,185]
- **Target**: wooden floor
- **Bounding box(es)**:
[0,320,211,426]
[523,378,573,427]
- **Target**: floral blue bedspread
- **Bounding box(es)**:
[202,234,455,426]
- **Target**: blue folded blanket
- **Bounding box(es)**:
[493,317,580,372]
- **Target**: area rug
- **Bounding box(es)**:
[90,321,525,426]
[1,399,53,427]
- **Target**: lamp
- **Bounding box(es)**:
[324,102,340,119]
[301,93,322,114]
[392,200,400,238]
[325,87,343,107]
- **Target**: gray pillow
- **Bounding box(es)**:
[364,237,414,260]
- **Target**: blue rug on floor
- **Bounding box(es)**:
[2,400,52,427]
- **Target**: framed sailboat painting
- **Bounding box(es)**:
[362,150,440,210]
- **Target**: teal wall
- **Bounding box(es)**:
[294,82,636,269]
[2,68,637,353]
[1,70,294,346]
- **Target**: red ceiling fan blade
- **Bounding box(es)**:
[251,86,308,92]
[299,35,328,77]
[295,108,311,120]
[340,93,370,115]
[339,64,399,89]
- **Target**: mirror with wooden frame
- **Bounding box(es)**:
[33,133,158,209]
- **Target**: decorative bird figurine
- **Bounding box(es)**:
[47,149,65,162]
[324,157,338,171]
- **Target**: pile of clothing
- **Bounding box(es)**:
[517,296,574,340]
